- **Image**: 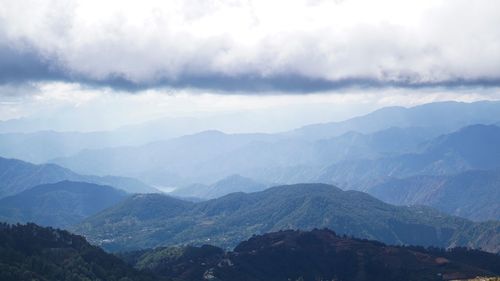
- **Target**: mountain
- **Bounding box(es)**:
[122,229,500,281]
[0,181,128,228]
[75,183,500,253]
[52,130,278,186]
[285,100,500,140]
[0,156,158,198]
[50,102,500,189]
[0,222,160,281]
[368,170,500,221]
[317,124,500,190]
[51,126,439,188]
[47,102,500,189]
[0,116,228,164]
[0,130,122,164]
[3,223,497,281]
[171,174,268,199]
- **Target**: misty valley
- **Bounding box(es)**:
[0,101,499,281]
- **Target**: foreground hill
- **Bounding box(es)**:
[0,156,157,198]
[0,181,128,228]
[122,229,500,281]
[75,183,500,253]
[318,124,500,190]
[0,222,160,281]
[369,170,500,221]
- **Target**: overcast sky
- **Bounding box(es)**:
[1,0,500,131]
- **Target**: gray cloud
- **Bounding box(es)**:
[1,0,500,93]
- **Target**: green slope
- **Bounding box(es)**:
[75,183,500,253]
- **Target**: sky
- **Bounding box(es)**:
[1,0,500,132]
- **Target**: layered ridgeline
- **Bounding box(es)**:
[369,170,500,221]
[47,123,447,188]
[121,229,500,281]
[49,102,500,192]
[2,100,496,165]
[284,100,500,140]
[318,124,500,190]
[75,184,500,253]
[0,181,128,228]
[171,174,268,199]
[0,156,158,198]
[0,223,160,281]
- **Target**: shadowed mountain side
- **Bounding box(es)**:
[317,124,500,190]
[0,223,162,281]
[121,229,500,281]
[368,170,500,221]
[75,183,500,253]
[0,156,158,198]
[0,181,129,228]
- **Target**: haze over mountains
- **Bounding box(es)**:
[0,181,127,228]
[0,100,499,280]
[3,0,500,278]
[0,156,158,198]
[46,101,500,193]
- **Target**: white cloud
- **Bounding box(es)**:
[1,0,500,89]
[2,81,500,133]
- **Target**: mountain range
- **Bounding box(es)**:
[3,223,499,281]
[0,222,159,281]
[368,170,500,221]
[0,156,158,198]
[46,102,500,193]
[284,100,500,140]
[317,124,500,190]
[171,174,268,199]
[121,229,500,281]
[74,183,500,253]
[0,181,128,228]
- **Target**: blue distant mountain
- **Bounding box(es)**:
[368,169,500,221]
[0,156,158,198]
[318,124,500,190]
[0,181,128,227]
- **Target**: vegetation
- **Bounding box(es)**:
[368,169,500,221]
[123,229,500,281]
[0,222,163,281]
[0,181,128,228]
[75,183,500,253]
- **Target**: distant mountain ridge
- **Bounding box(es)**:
[75,183,500,253]
[317,124,500,190]
[49,124,445,188]
[0,181,128,228]
[49,101,500,190]
[285,100,500,140]
[0,156,158,198]
[368,170,500,221]
[171,174,268,199]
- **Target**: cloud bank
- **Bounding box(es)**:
[1,0,500,92]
